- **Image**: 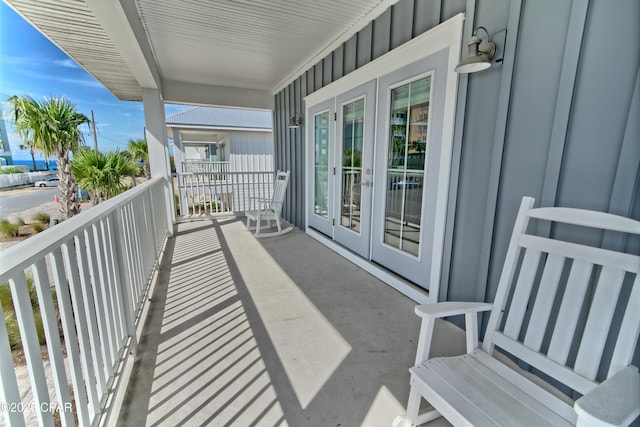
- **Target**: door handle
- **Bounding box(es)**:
[361,181,371,187]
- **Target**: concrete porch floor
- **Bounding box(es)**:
[118,218,463,426]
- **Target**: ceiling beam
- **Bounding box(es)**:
[162,80,275,111]
[84,0,161,90]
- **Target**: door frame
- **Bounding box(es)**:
[304,13,464,303]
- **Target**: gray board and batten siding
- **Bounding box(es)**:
[273,0,640,330]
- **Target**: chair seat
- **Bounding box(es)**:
[410,350,576,427]
[245,209,277,221]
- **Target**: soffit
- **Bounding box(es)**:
[6,0,392,103]
[6,0,142,101]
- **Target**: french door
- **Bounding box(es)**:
[308,81,376,258]
[371,49,451,288]
[305,15,462,295]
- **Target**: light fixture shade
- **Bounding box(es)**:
[288,114,303,128]
[454,55,492,73]
[454,27,496,74]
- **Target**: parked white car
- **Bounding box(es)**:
[34,177,60,187]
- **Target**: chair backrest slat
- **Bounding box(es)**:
[573,266,626,379]
[270,170,290,215]
[610,274,640,376]
[546,259,593,365]
[522,253,565,352]
[482,196,640,396]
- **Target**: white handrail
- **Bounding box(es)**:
[0,176,171,426]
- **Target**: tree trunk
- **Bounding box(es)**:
[30,149,36,172]
[57,150,81,219]
[144,162,151,180]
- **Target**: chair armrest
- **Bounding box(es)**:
[412,302,493,363]
[574,365,640,427]
[415,301,493,318]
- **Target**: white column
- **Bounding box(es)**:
[171,128,187,216]
[142,88,175,233]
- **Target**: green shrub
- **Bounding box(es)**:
[32,222,46,233]
[32,212,51,225]
[0,167,25,174]
[0,219,20,238]
[14,217,25,226]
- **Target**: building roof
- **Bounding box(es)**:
[166,107,272,131]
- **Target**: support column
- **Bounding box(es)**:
[142,88,175,235]
[171,128,187,216]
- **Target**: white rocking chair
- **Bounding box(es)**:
[395,196,640,427]
[245,170,293,238]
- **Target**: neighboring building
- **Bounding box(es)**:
[0,104,14,165]
[167,106,273,173]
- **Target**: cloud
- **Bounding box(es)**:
[54,58,79,68]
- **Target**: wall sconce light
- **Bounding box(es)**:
[454,26,496,73]
[288,114,303,128]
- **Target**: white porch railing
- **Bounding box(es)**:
[181,160,231,174]
[0,176,171,427]
[177,171,275,217]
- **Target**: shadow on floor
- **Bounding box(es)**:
[118,218,460,426]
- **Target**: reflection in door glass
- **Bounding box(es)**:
[384,76,431,256]
[314,111,330,217]
[341,99,365,233]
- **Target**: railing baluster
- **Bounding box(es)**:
[84,227,114,381]
[62,240,99,419]
[100,218,124,347]
[50,247,90,425]
[0,303,26,427]
[73,233,108,398]
[9,271,54,426]
[92,222,118,370]
[31,259,74,427]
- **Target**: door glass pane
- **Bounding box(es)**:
[340,98,365,233]
[384,76,431,256]
[314,111,330,217]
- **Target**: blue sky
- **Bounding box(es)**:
[0,3,189,161]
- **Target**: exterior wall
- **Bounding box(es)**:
[228,131,274,172]
[273,0,640,318]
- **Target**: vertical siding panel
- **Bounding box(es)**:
[298,75,307,227]
[344,34,357,75]
[323,55,333,86]
[602,69,640,251]
[391,0,414,49]
[314,62,323,90]
[307,68,315,96]
[556,0,640,213]
[333,44,344,81]
[538,0,589,235]
[357,21,373,68]
[440,0,466,21]
[372,8,392,60]
[413,0,442,36]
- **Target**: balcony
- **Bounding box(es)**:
[0,176,463,426]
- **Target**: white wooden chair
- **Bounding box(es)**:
[245,170,293,238]
[394,196,640,427]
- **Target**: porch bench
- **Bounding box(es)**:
[395,197,640,427]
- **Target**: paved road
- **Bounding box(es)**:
[0,186,60,217]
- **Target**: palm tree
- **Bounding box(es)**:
[7,95,90,218]
[18,142,37,171]
[126,138,150,179]
[71,148,138,205]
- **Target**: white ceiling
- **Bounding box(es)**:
[5,0,396,108]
